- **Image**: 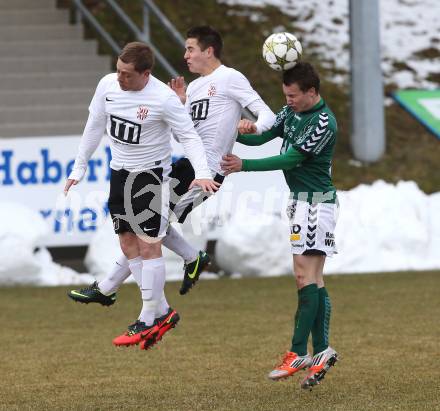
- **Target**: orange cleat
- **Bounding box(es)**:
[140,308,180,350]
[268,351,312,380]
[301,347,338,389]
[113,320,159,347]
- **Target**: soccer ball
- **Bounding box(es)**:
[262,32,302,71]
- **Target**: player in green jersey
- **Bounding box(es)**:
[221,62,339,389]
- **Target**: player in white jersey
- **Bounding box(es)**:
[68,27,275,309]
[65,42,219,349]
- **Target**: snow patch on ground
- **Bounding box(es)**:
[0,203,94,286]
[219,0,440,88]
[1,181,439,285]
[215,180,440,276]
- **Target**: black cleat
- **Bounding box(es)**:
[68,281,116,306]
[179,251,210,295]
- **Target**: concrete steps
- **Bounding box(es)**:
[0,72,106,91]
[1,89,95,106]
[0,56,110,73]
[0,105,87,124]
[0,25,84,41]
[0,9,70,25]
[0,40,97,57]
[0,0,57,9]
[0,1,111,138]
[1,121,86,138]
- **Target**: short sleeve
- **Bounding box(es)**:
[227,70,261,108]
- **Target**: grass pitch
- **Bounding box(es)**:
[0,271,439,411]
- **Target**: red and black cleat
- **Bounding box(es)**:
[140,308,180,350]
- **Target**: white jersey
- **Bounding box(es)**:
[69,73,211,181]
[185,65,274,175]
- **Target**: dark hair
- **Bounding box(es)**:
[282,62,320,93]
[119,42,154,73]
[186,26,223,58]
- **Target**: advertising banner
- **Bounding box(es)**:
[392,89,440,139]
[0,135,288,247]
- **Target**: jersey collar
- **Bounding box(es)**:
[301,98,325,115]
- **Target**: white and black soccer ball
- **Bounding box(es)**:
[262,32,302,71]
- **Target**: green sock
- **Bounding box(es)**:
[311,287,332,355]
[290,284,319,356]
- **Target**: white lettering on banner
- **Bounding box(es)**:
[418,98,440,119]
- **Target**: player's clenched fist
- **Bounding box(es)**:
[238,119,257,134]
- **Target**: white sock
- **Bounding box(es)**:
[139,258,163,325]
[98,254,130,295]
[127,256,143,287]
[152,258,169,317]
[162,225,198,263]
[155,292,170,318]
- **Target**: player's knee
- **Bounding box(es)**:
[119,232,138,257]
[138,239,162,260]
[295,273,308,289]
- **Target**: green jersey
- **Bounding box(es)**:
[239,98,337,204]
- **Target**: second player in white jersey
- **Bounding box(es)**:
[68,28,275,313]
[185,64,274,175]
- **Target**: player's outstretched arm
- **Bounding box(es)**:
[236,129,278,146]
[221,154,243,175]
[222,148,306,175]
[65,112,106,194]
[168,76,187,104]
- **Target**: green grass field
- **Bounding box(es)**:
[1,271,439,410]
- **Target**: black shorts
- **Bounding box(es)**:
[108,167,168,237]
[169,158,224,223]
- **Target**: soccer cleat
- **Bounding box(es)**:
[140,307,180,350]
[301,346,339,389]
[268,351,312,380]
[179,251,210,295]
[112,320,159,347]
[67,281,116,306]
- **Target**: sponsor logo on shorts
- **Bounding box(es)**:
[325,232,335,247]
[291,224,301,234]
[290,224,301,241]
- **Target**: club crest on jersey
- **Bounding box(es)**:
[207,83,216,97]
[137,105,149,120]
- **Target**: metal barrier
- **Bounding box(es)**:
[143,0,185,48]
[72,0,121,55]
[71,0,180,77]
[71,0,256,120]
